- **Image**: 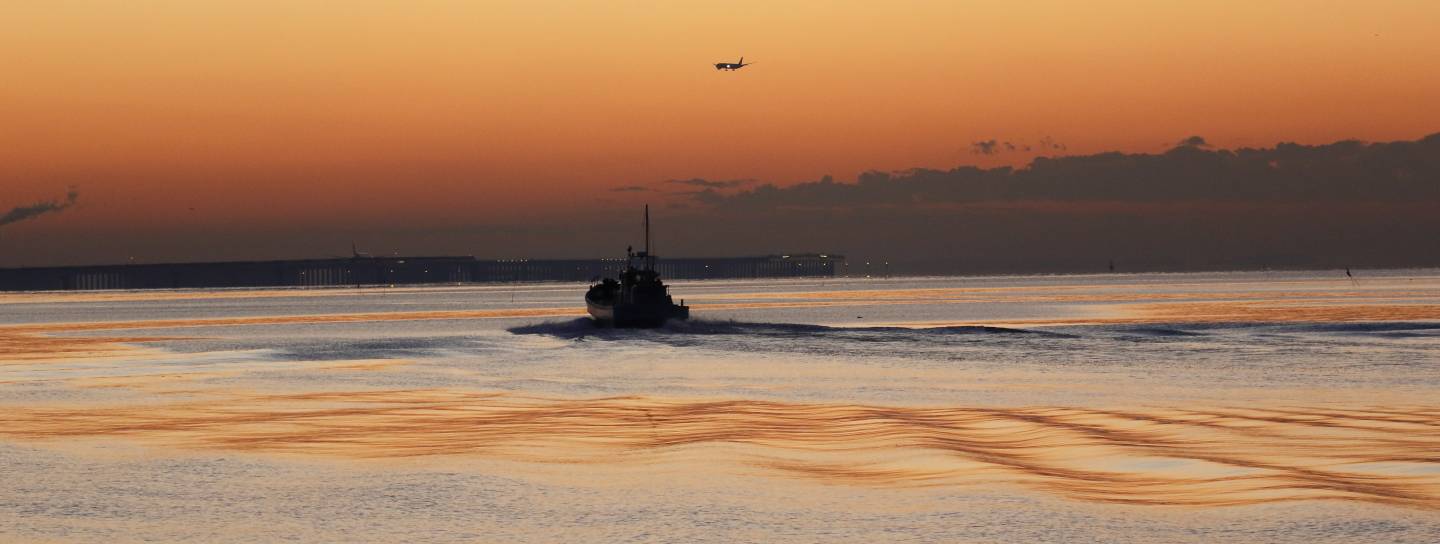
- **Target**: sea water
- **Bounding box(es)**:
[2,270,1438,542]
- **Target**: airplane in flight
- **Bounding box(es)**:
[714,57,751,71]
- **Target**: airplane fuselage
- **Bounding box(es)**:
[714,58,748,71]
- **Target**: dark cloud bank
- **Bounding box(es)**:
[10,137,1440,275]
[655,134,1440,274]
[666,178,754,189]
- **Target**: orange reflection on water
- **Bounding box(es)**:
[3,308,586,335]
[0,331,182,364]
[1139,301,1440,323]
[978,301,1440,328]
[4,390,1438,509]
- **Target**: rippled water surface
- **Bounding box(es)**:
[3,270,1439,542]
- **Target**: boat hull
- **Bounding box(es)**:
[586,297,688,328]
[585,298,615,323]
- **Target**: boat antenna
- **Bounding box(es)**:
[648,204,659,270]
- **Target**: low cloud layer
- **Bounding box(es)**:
[658,134,1440,273]
[694,135,1439,210]
[0,187,79,228]
[1175,135,1210,148]
[666,178,754,189]
[970,139,1001,155]
[971,137,1066,155]
[8,135,1439,273]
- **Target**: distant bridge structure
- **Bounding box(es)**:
[0,254,843,291]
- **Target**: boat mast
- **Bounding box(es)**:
[644,204,652,270]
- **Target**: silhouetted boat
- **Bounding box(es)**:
[585,205,690,327]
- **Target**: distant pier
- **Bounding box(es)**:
[0,254,843,291]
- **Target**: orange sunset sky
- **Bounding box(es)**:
[2,1,1439,264]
